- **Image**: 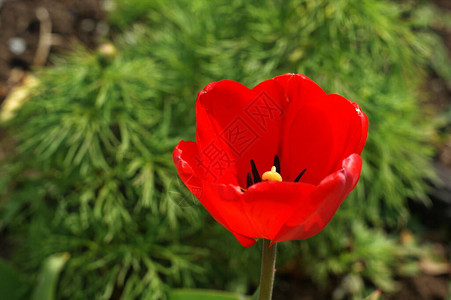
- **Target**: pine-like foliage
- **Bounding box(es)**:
[1,50,207,299]
[1,0,449,299]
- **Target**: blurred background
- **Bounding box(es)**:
[0,0,450,299]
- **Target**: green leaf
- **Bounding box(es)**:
[363,290,382,300]
[0,258,30,300]
[169,289,250,300]
[251,286,260,300]
[31,253,70,300]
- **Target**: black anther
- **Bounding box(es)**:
[274,155,280,174]
[246,173,253,188]
[294,168,307,182]
[250,159,261,183]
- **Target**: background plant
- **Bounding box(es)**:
[1,0,449,299]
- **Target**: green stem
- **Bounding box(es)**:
[258,240,277,300]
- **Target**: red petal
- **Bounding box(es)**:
[196,80,288,187]
[273,154,363,242]
[173,141,222,224]
[280,94,368,185]
[200,180,260,238]
[173,141,235,230]
[252,74,327,110]
[251,74,326,174]
[231,231,257,247]
[242,181,315,240]
[173,141,205,198]
[174,141,259,245]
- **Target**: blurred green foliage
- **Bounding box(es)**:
[1,0,449,299]
[169,289,250,300]
[0,253,68,300]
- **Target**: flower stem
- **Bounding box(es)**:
[258,240,277,300]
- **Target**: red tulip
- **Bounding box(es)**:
[173,74,368,247]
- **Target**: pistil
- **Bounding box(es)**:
[262,166,282,182]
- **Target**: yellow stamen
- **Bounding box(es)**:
[262,166,282,182]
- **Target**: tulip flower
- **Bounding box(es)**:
[174,73,368,246]
[173,73,368,299]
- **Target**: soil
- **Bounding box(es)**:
[0,0,107,100]
[273,273,331,300]
[387,275,449,300]
[273,268,450,300]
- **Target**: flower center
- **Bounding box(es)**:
[246,155,307,189]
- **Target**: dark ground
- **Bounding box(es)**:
[0,0,450,299]
[0,0,106,100]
